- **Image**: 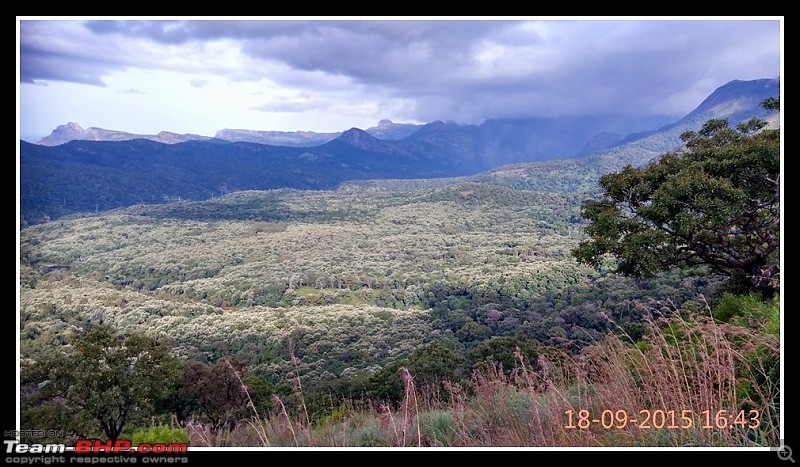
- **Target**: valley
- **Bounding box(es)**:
[17,78,781,448]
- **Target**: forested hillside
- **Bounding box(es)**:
[18,97,781,448]
[19,179,778,446]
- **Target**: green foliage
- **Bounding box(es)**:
[736,341,780,439]
[242,374,276,417]
[573,104,780,299]
[365,341,467,405]
[176,358,252,431]
[713,293,780,337]
[456,318,492,347]
[131,425,190,445]
[367,363,405,403]
[466,336,541,374]
[634,303,780,445]
[761,96,780,110]
[314,403,349,427]
[19,175,718,396]
[347,418,391,447]
[21,325,182,440]
[404,341,466,395]
[416,410,458,446]
[303,371,376,423]
[19,115,779,445]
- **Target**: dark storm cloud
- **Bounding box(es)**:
[19,18,781,123]
[239,20,495,86]
[532,20,781,116]
[230,19,779,118]
[19,30,110,86]
[84,19,310,43]
[20,48,108,86]
[20,20,128,86]
[79,19,514,86]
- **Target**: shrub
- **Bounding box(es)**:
[131,425,190,445]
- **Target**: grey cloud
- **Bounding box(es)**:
[81,19,516,87]
[20,19,781,124]
[252,95,327,113]
[85,20,192,44]
[20,52,108,86]
[84,19,325,44]
[190,79,209,88]
[240,20,511,86]
[20,21,124,85]
[236,19,778,119]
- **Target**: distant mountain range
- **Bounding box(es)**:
[35,119,425,147]
[35,114,675,157]
[20,78,780,228]
[35,122,214,146]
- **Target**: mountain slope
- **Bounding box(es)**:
[473,78,780,193]
[19,78,779,227]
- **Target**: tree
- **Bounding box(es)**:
[466,336,542,375]
[367,341,466,405]
[21,325,181,440]
[404,341,466,394]
[573,99,780,299]
[175,358,252,432]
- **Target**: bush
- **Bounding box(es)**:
[416,410,458,446]
[713,292,779,336]
[131,425,190,445]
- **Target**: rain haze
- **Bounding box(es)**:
[17,17,782,143]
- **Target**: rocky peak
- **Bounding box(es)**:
[36,122,90,146]
[336,127,378,147]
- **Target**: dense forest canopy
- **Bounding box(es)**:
[18,98,781,448]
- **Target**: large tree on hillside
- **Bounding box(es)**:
[21,325,181,440]
[572,99,780,299]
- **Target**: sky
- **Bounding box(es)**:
[17,17,783,143]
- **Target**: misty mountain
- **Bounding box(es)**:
[19,78,779,227]
[214,120,427,146]
[35,122,213,146]
[366,119,426,140]
[35,119,424,148]
[212,128,341,146]
[35,114,671,157]
[471,77,781,194]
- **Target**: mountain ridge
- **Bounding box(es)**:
[34,120,426,148]
[20,77,780,228]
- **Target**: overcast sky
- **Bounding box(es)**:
[17,17,782,142]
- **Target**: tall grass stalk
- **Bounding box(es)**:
[182,302,777,447]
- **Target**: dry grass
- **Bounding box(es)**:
[185,304,779,448]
